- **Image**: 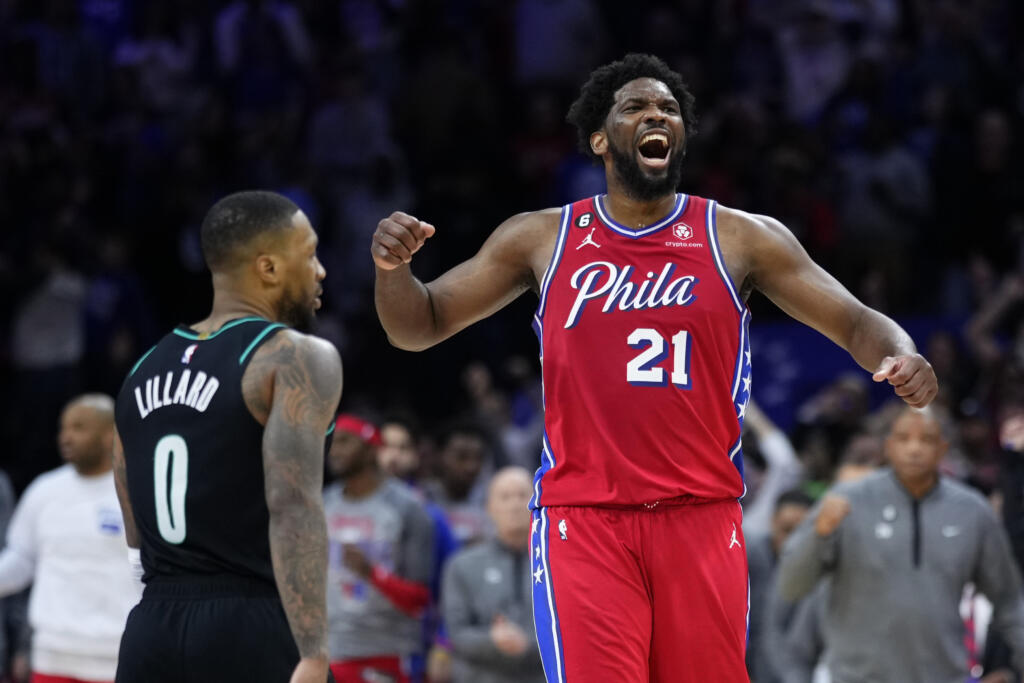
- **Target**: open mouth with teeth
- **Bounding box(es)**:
[637,131,671,167]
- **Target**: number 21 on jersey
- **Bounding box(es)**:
[626,328,692,388]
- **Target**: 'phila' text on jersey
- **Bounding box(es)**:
[565,261,699,328]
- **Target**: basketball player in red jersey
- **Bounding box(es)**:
[371,54,937,682]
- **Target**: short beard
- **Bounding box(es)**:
[608,139,685,202]
[278,289,315,332]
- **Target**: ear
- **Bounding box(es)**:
[255,253,281,285]
[590,130,607,157]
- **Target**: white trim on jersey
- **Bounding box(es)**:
[594,193,687,238]
[537,205,573,320]
[705,199,745,315]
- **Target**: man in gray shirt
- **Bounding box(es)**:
[441,466,545,683]
[777,406,1024,683]
[323,414,435,683]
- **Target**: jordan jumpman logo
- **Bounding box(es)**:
[576,228,601,250]
[729,523,742,549]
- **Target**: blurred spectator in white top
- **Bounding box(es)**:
[0,394,140,682]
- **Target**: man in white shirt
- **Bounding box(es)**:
[0,394,140,683]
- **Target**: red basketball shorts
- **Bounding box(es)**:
[329,656,410,683]
[530,499,749,683]
[31,675,112,683]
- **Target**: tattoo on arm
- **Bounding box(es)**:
[112,429,140,548]
[260,331,343,660]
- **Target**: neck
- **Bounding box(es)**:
[343,467,382,499]
[602,184,677,230]
[496,531,529,552]
[74,459,112,477]
[194,276,277,332]
[898,471,939,500]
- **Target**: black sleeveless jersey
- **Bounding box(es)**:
[115,316,333,587]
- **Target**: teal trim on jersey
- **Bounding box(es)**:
[172,316,267,341]
[128,345,158,377]
[326,422,335,436]
[239,324,286,365]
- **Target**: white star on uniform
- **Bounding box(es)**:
[737,401,748,419]
[745,350,751,365]
[534,566,545,584]
[535,546,541,559]
[531,518,539,534]
[742,375,751,392]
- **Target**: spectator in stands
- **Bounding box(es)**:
[379,414,421,482]
[0,468,28,683]
[743,401,804,538]
[747,489,813,682]
[777,406,1024,682]
[0,394,140,683]
[425,423,490,546]
[324,414,435,683]
[441,466,545,683]
[376,412,458,682]
[771,436,883,683]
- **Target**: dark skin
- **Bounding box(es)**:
[373,77,937,407]
[113,209,341,683]
[59,400,115,477]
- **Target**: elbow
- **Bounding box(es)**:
[386,334,432,352]
[382,329,441,352]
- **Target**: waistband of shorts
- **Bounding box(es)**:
[533,494,739,511]
[142,573,280,599]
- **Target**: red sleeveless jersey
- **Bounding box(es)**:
[530,193,750,508]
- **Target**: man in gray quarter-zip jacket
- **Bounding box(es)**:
[441,467,545,683]
[777,406,1024,683]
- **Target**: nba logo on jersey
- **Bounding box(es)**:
[672,222,693,240]
[181,344,198,364]
[558,519,568,541]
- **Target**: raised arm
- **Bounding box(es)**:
[259,331,342,681]
[372,209,558,351]
[724,208,937,407]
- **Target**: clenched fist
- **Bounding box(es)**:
[371,211,436,270]
[815,494,851,537]
[872,354,938,408]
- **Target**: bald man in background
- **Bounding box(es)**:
[441,467,545,683]
[0,394,140,683]
[778,407,1024,683]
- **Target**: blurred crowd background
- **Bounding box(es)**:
[0,0,1023,681]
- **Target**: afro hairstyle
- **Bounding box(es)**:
[566,53,697,162]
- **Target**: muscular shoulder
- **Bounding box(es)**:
[488,209,561,258]
[242,328,343,425]
[497,208,562,238]
[715,204,807,290]
[476,207,562,293]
